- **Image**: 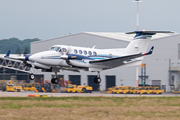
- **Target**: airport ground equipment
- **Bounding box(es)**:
[104,87,115,94]
[152,87,164,94]
[65,84,93,93]
[111,86,137,94]
[2,84,22,92]
[106,86,164,94]
[35,84,46,92]
[172,90,180,94]
[23,84,36,91]
[0,57,31,73]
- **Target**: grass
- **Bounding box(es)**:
[0,97,180,120]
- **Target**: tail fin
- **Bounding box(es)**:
[4,50,11,57]
[125,31,173,54]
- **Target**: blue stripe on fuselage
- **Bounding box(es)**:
[41,54,120,60]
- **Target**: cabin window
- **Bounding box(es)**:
[84,50,87,55]
[74,49,78,54]
[79,50,82,54]
[93,51,97,56]
[88,51,92,56]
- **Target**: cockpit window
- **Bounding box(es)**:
[62,48,67,52]
[49,47,60,51]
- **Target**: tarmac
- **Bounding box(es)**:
[0,91,180,97]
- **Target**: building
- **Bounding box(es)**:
[29,32,180,92]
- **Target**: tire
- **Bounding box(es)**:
[97,77,101,83]
[94,77,101,83]
[94,77,98,83]
[17,89,20,92]
[82,88,86,93]
[51,78,55,84]
[54,78,58,84]
[29,73,35,80]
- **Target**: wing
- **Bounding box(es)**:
[89,46,154,69]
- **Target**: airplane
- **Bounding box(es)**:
[4,31,173,84]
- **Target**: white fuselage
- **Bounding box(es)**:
[28,45,127,71]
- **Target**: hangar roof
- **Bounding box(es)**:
[32,32,178,44]
[84,32,177,42]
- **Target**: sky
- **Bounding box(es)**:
[0,0,179,40]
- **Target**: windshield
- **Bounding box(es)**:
[49,47,60,51]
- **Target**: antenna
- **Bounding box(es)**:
[133,0,142,31]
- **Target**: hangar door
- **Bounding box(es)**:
[69,75,81,85]
[106,76,116,89]
[88,75,99,91]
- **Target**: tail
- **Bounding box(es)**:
[125,31,173,54]
[4,50,11,57]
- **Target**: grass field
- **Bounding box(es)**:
[0,97,180,120]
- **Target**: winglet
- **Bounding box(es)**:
[141,46,154,55]
[4,50,11,57]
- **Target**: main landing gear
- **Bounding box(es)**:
[51,72,59,84]
[94,71,101,83]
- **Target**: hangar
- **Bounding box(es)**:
[30,32,180,92]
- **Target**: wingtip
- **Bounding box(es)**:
[147,46,154,55]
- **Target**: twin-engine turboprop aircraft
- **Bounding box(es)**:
[4,31,172,84]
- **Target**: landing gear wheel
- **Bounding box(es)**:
[29,73,35,80]
[94,77,101,83]
[97,77,101,83]
[51,78,58,84]
[94,77,97,83]
[54,78,58,84]
[51,78,55,84]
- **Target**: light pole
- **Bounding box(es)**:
[133,0,142,87]
[133,0,142,31]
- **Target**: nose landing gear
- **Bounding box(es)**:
[29,64,35,80]
[94,71,101,83]
[29,73,35,80]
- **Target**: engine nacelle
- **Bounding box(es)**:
[34,62,51,69]
[68,60,104,71]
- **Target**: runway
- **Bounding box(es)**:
[1,91,180,97]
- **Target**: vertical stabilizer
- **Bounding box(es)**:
[125,31,172,54]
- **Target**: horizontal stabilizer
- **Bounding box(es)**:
[126,31,173,35]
